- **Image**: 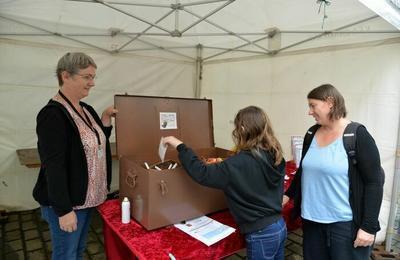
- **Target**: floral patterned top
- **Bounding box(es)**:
[53,96,107,209]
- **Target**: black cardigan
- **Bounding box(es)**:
[285,124,383,236]
[33,100,112,217]
[177,144,286,234]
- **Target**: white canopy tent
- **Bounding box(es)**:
[0,0,399,247]
[1,0,399,61]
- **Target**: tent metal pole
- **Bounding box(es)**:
[182,8,269,53]
[93,0,172,34]
[121,45,196,51]
[60,35,112,53]
[121,44,268,54]
[66,0,171,8]
[123,33,171,36]
[69,0,231,8]
[175,0,179,32]
[2,30,398,37]
[106,2,170,8]
[203,37,400,65]
[194,44,203,98]
[203,15,379,60]
[180,0,235,34]
[279,30,400,34]
[68,0,229,6]
[204,15,379,61]
[182,0,230,7]
[182,30,400,36]
[277,15,379,52]
[0,33,53,36]
[385,114,400,252]
[204,35,269,60]
[0,15,111,53]
[204,46,268,54]
[135,38,195,60]
[117,9,174,51]
[184,32,268,36]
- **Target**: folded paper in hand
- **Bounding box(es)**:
[174,216,235,246]
[159,137,167,162]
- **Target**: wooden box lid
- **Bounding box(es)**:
[114,95,215,158]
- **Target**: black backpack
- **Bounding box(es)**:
[302,122,385,184]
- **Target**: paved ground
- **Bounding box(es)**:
[1,207,398,260]
[1,208,105,260]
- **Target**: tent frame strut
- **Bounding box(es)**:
[182,7,270,54]
[66,0,229,8]
[93,0,172,34]
[278,15,379,53]
[0,15,112,53]
[1,1,398,61]
[203,15,380,60]
[134,38,195,60]
[2,30,398,37]
[117,9,175,51]
[180,0,235,34]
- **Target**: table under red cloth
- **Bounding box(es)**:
[97,161,300,260]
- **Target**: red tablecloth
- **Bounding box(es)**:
[97,161,300,260]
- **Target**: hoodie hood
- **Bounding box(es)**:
[255,149,286,187]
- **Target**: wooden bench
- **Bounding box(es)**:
[16,143,117,168]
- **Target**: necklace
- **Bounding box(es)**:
[58,91,103,158]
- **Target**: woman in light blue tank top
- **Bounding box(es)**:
[283,84,383,260]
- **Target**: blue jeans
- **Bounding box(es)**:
[303,219,373,260]
[245,217,287,260]
[41,206,93,260]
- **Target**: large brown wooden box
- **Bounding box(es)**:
[115,95,230,230]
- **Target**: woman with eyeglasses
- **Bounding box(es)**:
[33,52,117,260]
[163,106,287,260]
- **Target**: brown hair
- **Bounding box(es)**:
[56,52,97,86]
[307,84,347,120]
[232,106,283,166]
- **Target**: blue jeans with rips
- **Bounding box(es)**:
[303,219,373,260]
[245,217,287,260]
[41,206,93,260]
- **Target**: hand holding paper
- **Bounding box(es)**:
[162,136,183,149]
[159,137,168,162]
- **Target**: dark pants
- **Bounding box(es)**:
[303,219,372,260]
[245,217,287,260]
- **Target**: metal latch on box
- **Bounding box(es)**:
[126,170,137,189]
[159,180,168,196]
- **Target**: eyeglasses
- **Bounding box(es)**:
[76,74,97,81]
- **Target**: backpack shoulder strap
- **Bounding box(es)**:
[343,122,363,165]
[302,124,320,158]
[343,122,385,184]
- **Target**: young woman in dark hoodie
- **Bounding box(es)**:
[163,105,286,260]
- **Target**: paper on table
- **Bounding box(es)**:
[174,215,235,246]
[159,137,167,162]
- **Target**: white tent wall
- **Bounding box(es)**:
[0,39,196,211]
[201,42,400,243]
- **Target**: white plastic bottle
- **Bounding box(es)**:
[121,197,131,224]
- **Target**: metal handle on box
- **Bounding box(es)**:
[159,180,168,196]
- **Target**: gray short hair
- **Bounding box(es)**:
[56,52,97,86]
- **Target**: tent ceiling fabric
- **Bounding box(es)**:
[0,0,399,61]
